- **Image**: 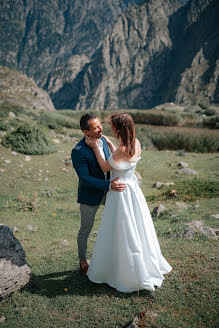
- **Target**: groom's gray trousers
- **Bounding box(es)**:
[78,196,105,260]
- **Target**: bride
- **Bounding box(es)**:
[85,113,172,293]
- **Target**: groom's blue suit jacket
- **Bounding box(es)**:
[71,137,110,206]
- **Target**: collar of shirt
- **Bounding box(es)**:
[97,139,103,148]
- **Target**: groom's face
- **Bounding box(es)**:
[84,118,103,139]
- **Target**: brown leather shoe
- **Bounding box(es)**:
[79,260,89,276]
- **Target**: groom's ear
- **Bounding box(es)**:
[83,130,89,136]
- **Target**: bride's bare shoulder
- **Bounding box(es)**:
[135,138,141,155]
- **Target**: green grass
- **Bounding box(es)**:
[39,111,80,130]
[0,136,218,327]
[0,101,26,118]
[0,105,219,327]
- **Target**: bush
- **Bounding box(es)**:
[198,103,209,110]
[202,116,219,129]
[0,119,10,131]
[130,110,181,126]
[204,109,216,116]
[162,178,219,201]
[2,123,55,155]
[151,132,219,153]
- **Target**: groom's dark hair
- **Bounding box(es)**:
[80,113,98,131]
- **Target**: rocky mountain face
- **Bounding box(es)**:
[64,0,218,110]
[0,65,55,111]
[0,0,142,94]
[167,0,219,105]
[0,0,217,110]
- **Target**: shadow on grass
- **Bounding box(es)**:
[27,270,154,299]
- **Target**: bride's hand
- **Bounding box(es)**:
[85,136,98,149]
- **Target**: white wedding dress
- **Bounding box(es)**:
[87,155,172,293]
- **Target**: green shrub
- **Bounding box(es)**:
[0,119,10,131]
[198,102,209,110]
[202,116,219,129]
[204,109,216,116]
[130,111,181,126]
[2,123,55,155]
[162,178,219,201]
[151,132,219,153]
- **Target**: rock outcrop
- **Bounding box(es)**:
[70,0,181,110]
[173,220,218,240]
[0,0,217,110]
[69,0,219,110]
[0,65,55,111]
[0,225,31,298]
[152,204,168,218]
[0,0,142,91]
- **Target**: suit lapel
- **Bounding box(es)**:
[102,138,111,180]
[82,137,96,160]
[102,138,110,160]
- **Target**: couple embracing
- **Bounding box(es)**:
[71,113,172,293]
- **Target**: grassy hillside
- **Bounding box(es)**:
[0,105,218,327]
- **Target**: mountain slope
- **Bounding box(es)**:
[56,0,182,109]
[166,0,219,104]
[0,65,55,111]
[69,0,219,110]
[0,0,143,90]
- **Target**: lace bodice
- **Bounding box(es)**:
[108,154,140,181]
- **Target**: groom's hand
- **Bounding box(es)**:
[110,178,126,192]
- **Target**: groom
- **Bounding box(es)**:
[71,113,126,275]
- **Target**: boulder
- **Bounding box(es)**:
[24,156,31,161]
[26,224,38,232]
[173,220,218,240]
[0,316,6,323]
[65,160,72,166]
[124,316,139,328]
[152,204,167,218]
[153,182,175,189]
[8,111,16,119]
[175,202,191,209]
[0,225,31,298]
[211,214,219,219]
[52,138,60,144]
[177,161,188,168]
[175,168,198,175]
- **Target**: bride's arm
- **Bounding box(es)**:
[102,135,117,153]
[85,137,112,172]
